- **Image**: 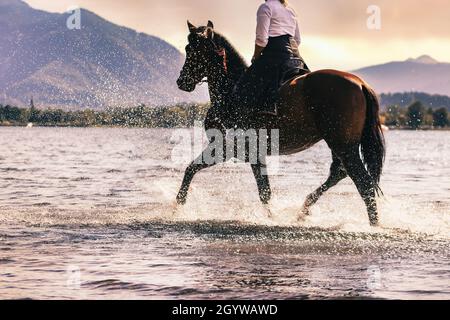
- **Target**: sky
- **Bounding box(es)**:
[24,0,450,70]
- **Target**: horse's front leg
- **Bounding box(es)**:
[176,128,226,205]
[251,160,272,205]
[176,158,213,205]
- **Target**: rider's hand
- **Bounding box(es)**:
[252,44,264,64]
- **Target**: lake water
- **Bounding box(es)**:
[0,127,449,299]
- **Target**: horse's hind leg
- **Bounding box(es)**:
[337,147,379,226]
[251,160,271,205]
[300,153,347,216]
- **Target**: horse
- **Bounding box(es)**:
[175,21,385,226]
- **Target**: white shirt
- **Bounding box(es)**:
[255,0,301,47]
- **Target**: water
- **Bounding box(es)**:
[0,127,449,299]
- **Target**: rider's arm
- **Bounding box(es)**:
[294,20,301,47]
[254,3,271,62]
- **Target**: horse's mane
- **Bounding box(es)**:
[213,32,248,80]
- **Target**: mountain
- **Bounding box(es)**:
[353,55,450,96]
[406,55,439,65]
[0,0,207,109]
[3,0,448,109]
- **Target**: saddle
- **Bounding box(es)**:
[259,61,311,116]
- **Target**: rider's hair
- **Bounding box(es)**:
[279,0,288,6]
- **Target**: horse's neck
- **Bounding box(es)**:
[208,75,235,106]
[207,34,248,106]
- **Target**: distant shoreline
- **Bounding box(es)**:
[1,122,450,131]
[1,102,449,130]
[385,126,450,131]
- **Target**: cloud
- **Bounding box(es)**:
[23,0,450,69]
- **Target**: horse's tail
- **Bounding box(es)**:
[361,84,386,192]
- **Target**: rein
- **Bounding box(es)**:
[209,38,228,74]
[215,48,228,74]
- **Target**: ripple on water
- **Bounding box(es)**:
[84,279,151,291]
[0,128,449,299]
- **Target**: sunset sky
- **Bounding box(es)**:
[24,0,450,70]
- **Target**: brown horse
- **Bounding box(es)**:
[176,21,385,226]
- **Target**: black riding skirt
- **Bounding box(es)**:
[232,35,310,114]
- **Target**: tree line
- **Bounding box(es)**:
[381,101,449,129]
[0,103,209,128]
[1,101,449,129]
[380,92,450,112]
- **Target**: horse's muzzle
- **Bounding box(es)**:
[177,77,196,92]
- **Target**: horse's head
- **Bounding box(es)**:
[177,20,227,92]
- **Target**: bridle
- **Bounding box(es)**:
[196,39,228,87]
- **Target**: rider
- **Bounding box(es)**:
[233,0,309,116]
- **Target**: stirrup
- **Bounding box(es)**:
[258,110,278,117]
[258,103,278,117]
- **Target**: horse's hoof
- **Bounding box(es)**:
[260,191,271,205]
[176,194,187,205]
[297,214,307,222]
[369,215,379,227]
[300,206,311,216]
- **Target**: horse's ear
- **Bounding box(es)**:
[187,20,196,33]
[206,20,215,39]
